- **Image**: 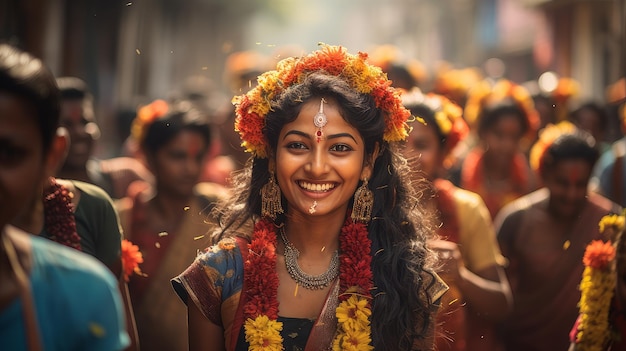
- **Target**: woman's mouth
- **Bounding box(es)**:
[298,181,336,192]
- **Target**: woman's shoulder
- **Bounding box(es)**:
[194,236,249,273]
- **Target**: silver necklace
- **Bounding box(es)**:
[279,227,340,290]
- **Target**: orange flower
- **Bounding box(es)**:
[583,240,615,270]
[121,239,144,282]
[130,99,169,145]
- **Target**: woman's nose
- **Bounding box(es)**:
[305,148,329,176]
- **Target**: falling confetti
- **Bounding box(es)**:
[126,2,132,6]
[158,232,168,237]
[136,49,141,55]
[183,206,190,211]
[155,242,161,248]
[194,235,205,241]
[563,240,571,250]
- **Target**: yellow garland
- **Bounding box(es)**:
[573,211,626,350]
[333,295,373,351]
[576,261,615,350]
[599,214,625,235]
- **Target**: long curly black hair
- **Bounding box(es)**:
[214,73,439,350]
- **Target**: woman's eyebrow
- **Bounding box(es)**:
[283,130,357,143]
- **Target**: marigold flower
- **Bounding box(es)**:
[121,239,144,282]
[244,315,283,351]
[336,295,372,332]
[583,240,615,270]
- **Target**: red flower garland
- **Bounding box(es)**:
[43,177,81,250]
[243,217,374,348]
[244,220,280,320]
[339,220,373,302]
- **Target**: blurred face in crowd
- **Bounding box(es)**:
[0,92,51,228]
[59,98,99,169]
[482,113,525,168]
[404,120,443,181]
[275,98,370,220]
[573,108,604,145]
[542,159,592,220]
[148,130,208,198]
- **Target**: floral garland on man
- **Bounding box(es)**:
[570,211,626,350]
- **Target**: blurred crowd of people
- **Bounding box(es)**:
[1,39,625,351]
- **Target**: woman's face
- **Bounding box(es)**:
[0,92,48,228]
[275,98,370,219]
[149,130,207,198]
[543,159,592,219]
[482,113,525,165]
[404,121,443,181]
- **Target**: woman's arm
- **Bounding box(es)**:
[188,300,225,351]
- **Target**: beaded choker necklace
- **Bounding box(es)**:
[243,218,374,350]
[43,178,81,250]
[279,227,339,290]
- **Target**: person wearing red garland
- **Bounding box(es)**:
[449,79,540,220]
[172,44,447,350]
[0,43,129,350]
[401,89,512,351]
[495,123,622,351]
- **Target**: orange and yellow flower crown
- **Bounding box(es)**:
[232,44,412,158]
[464,79,540,140]
[131,99,169,145]
[528,120,578,174]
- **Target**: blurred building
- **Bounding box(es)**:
[1,0,623,154]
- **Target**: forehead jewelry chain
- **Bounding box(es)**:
[280,227,339,290]
[314,98,327,143]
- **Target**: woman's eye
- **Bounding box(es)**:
[286,142,308,150]
[330,144,352,152]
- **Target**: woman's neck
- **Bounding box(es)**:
[282,212,344,258]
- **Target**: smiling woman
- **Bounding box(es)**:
[172,44,447,351]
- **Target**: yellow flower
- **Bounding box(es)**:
[244,316,283,351]
[336,295,372,332]
[434,111,452,135]
[598,214,625,235]
[333,329,373,351]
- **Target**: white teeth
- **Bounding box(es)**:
[299,181,335,192]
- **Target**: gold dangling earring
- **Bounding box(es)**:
[352,178,374,223]
[261,170,284,220]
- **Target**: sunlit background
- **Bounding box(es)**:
[1,0,624,155]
